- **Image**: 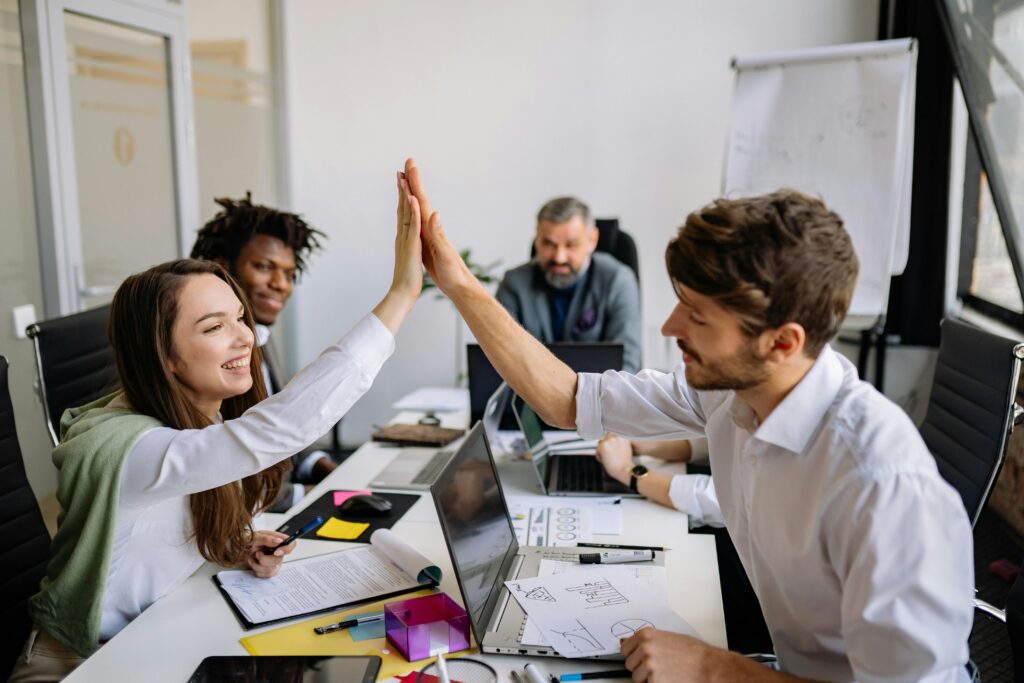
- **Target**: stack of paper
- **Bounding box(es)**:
[507,562,700,657]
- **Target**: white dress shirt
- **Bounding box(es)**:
[256,324,330,506]
[576,345,973,683]
[98,314,393,640]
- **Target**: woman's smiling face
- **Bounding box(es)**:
[168,273,255,418]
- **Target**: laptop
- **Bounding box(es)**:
[512,394,637,497]
[467,342,624,429]
[430,421,662,657]
[370,383,511,491]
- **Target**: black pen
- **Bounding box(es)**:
[559,670,632,681]
[576,542,668,552]
[263,515,324,554]
[314,612,384,634]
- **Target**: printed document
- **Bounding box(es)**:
[216,529,440,626]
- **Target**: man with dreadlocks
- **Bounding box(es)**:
[191,194,333,510]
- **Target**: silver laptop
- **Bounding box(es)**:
[512,395,638,497]
[370,383,511,491]
[430,421,663,657]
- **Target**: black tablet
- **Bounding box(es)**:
[186,655,381,683]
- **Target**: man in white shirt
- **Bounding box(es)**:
[405,158,974,683]
[191,194,334,509]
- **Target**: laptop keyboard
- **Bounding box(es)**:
[410,450,454,485]
[556,456,607,492]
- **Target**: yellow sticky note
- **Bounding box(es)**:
[316,517,369,540]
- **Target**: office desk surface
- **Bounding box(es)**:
[64,436,724,682]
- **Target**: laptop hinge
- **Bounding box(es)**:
[486,554,525,634]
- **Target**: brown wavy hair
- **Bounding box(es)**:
[666,189,858,357]
[109,259,290,566]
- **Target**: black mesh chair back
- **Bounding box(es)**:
[529,217,640,288]
[0,356,51,680]
[594,218,639,286]
[26,304,118,446]
[920,318,1024,528]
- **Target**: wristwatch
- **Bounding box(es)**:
[629,464,649,493]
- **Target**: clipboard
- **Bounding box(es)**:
[213,531,441,630]
[213,574,435,631]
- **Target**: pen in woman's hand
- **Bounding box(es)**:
[262,515,324,555]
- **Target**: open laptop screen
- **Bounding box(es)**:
[430,422,518,639]
[512,394,550,488]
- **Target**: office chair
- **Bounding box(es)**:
[0,357,52,680]
[973,568,1024,681]
[26,304,118,446]
[919,318,1024,528]
[530,217,641,288]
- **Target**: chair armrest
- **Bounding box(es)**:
[975,596,1007,623]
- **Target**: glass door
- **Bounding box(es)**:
[21,0,198,314]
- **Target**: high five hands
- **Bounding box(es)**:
[403,158,478,297]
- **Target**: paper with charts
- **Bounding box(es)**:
[505,566,700,657]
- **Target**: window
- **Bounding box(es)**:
[944,0,1024,328]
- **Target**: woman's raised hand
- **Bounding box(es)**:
[390,167,424,301]
[372,163,425,334]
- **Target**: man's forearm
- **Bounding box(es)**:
[637,471,675,508]
[449,280,578,428]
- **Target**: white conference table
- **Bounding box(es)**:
[65,409,725,682]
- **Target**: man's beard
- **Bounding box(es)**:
[680,338,771,391]
[541,261,585,289]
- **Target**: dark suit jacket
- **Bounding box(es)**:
[496,252,641,372]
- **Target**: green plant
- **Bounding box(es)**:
[421,249,501,299]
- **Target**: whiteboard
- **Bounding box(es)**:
[723,39,917,317]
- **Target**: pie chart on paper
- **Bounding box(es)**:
[610,619,654,639]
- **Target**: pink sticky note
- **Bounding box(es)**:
[333,489,372,506]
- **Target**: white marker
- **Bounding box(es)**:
[578,549,654,565]
[435,651,450,683]
[524,663,549,683]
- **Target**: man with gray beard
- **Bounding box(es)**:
[496,196,642,371]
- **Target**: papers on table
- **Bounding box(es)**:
[507,501,593,547]
[392,387,468,413]
[505,496,623,546]
[507,563,700,657]
[215,529,440,627]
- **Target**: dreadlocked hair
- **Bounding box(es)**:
[190,192,326,276]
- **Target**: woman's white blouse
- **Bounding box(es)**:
[98,314,393,640]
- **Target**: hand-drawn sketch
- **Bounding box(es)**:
[514,584,556,602]
[565,578,628,608]
[505,567,701,657]
[551,619,602,653]
[610,619,654,639]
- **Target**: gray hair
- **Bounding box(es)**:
[536,196,593,228]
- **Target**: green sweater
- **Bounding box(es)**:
[28,393,162,657]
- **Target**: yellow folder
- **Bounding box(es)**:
[239,588,475,680]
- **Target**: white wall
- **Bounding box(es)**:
[283,0,880,444]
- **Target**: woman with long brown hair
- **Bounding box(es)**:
[11,171,425,682]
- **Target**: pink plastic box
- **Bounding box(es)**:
[384,593,470,661]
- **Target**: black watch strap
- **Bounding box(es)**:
[629,465,649,493]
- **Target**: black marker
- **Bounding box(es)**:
[576,542,667,552]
